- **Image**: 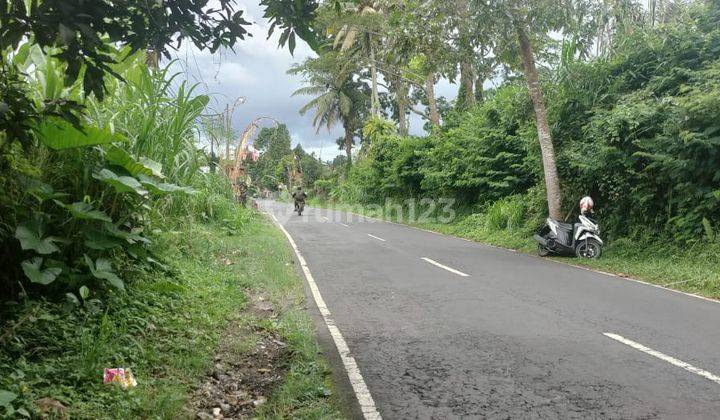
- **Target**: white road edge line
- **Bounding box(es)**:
[367,234,386,242]
[562,261,720,304]
[266,212,382,419]
[321,207,718,305]
[604,333,720,385]
[421,257,470,277]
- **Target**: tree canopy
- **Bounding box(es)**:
[286,0,720,242]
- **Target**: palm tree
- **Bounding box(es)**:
[288,53,366,165]
[489,0,568,220]
[331,0,383,117]
[515,23,562,220]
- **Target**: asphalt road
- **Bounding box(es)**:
[260,200,720,419]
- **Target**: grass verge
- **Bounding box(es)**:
[309,199,720,300]
[0,212,343,418]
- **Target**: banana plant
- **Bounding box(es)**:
[5,41,207,299]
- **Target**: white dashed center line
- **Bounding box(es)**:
[421,257,469,277]
[340,223,349,227]
[604,333,720,385]
[367,234,386,242]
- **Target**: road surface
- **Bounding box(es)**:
[260,200,720,419]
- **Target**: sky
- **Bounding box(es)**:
[168,0,460,161]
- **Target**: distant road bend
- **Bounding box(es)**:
[261,200,720,419]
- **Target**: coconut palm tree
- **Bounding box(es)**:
[288,53,367,165]
[330,0,384,117]
[489,0,568,220]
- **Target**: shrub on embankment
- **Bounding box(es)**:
[0,43,271,418]
[0,45,229,303]
[329,11,720,246]
[313,8,720,297]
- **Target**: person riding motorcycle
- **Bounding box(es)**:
[292,186,307,213]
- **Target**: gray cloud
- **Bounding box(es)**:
[169,0,463,161]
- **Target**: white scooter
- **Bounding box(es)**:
[534,214,603,259]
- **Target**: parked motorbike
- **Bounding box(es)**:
[534,215,603,259]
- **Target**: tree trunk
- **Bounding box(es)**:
[455,0,474,109]
[460,60,475,108]
[224,105,231,160]
[209,140,216,173]
[516,23,562,220]
[397,81,408,136]
[146,49,159,68]
[474,72,484,103]
[425,72,440,128]
[649,0,656,26]
[343,122,353,166]
[370,47,380,117]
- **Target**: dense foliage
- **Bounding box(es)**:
[246,124,324,192]
[0,41,256,420]
[558,17,720,239]
[0,0,250,100]
[0,44,239,305]
[327,5,720,243]
[0,1,337,417]
[0,0,286,307]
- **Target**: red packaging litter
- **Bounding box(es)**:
[103,368,137,389]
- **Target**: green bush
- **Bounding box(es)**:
[325,10,720,244]
[331,157,379,203]
[0,45,211,301]
[484,195,526,232]
[160,173,243,225]
[421,88,536,204]
[313,179,335,199]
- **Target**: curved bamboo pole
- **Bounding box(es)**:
[228,117,280,199]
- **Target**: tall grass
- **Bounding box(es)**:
[0,43,222,299]
[156,173,251,227]
[484,195,527,232]
[87,53,209,185]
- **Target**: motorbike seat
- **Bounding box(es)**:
[556,221,574,232]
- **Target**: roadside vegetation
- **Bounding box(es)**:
[1,210,341,418]
[0,48,340,418]
[0,2,342,418]
[0,46,340,417]
[4,0,720,415]
[258,0,720,299]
